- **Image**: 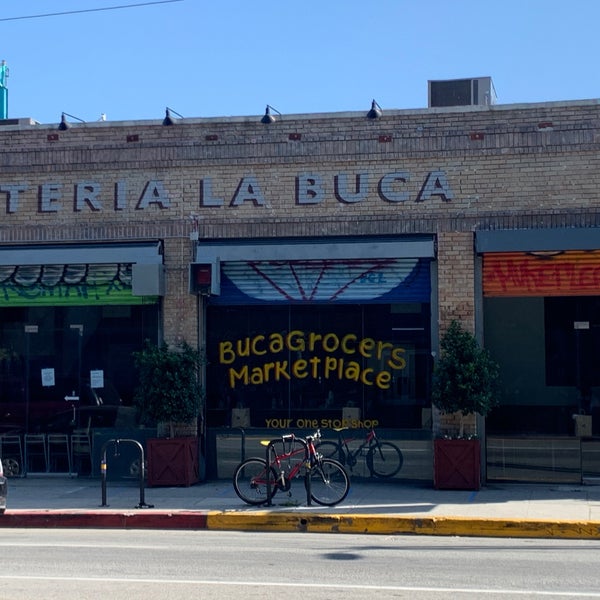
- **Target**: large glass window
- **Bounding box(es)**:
[484,296,600,435]
[205,303,431,429]
[545,297,600,388]
[0,304,159,433]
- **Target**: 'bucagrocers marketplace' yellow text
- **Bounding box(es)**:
[219,330,406,390]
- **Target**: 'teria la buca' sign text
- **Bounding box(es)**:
[0,170,453,214]
[219,330,407,390]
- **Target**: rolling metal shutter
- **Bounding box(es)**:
[483,251,600,297]
[211,257,431,305]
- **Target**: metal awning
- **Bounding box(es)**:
[195,236,435,262]
[0,242,163,266]
[476,228,600,253]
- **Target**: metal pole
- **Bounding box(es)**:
[100,441,109,506]
[266,439,274,507]
[304,438,311,506]
[24,331,30,477]
[231,427,246,462]
[0,60,8,120]
[129,439,152,508]
[99,439,153,509]
[23,325,38,477]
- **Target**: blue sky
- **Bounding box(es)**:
[1,0,598,125]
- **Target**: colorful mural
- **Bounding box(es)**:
[0,263,150,306]
[483,251,600,297]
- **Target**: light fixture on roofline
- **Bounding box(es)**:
[260,104,281,124]
[162,107,184,126]
[366,99,382,120]
[57,112,85,130]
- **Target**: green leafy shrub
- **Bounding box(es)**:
[431,321,500,435]
[133,341,203,437]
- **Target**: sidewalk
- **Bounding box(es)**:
[2,475,600,539]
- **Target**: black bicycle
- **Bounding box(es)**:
[316,427,403,478]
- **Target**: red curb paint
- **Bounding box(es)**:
[0,510,209,530]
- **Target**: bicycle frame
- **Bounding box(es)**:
[267,435,308,481]
[265,433,311,505]
[338,428,379,461]
[318,426,403,479]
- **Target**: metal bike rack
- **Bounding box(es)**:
[305,445,312,507]
[100,438,154,509]
[233,427,246,462]
[265,435,311,507]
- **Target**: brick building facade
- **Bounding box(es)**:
[1,95,600,482]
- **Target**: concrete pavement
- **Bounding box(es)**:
[2,475,600,539]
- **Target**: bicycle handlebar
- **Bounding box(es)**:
[305,429,321,442]
[266,430,322,449]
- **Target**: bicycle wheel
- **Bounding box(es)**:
[2,457,20,477]
[314,441,343,463]
[308,458,350,506]
[366,441,403,478]
[233,458,278,505]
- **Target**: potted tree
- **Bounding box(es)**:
[133,340,203,486]
[431,320,500,490]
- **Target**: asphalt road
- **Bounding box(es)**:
[1,529,599,599]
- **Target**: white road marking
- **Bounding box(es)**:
[0,575,598,597]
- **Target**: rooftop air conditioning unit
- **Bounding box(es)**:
[428,77,496,108]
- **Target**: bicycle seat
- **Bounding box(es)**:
[260,437,297,446]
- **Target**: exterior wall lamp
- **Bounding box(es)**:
[162,107,184,126]
[366,99,382,119]
[58,112,85,130]
[260,105,281,124]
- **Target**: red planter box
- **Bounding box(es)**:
[147,437,199,487]
[433,439,481,490]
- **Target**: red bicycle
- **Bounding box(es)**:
[232,430,350,506]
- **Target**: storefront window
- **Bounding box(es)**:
[484,296,600,435]
[0,304,159,433]
[205,303,431,429]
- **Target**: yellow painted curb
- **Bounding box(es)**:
[205,511,600,539]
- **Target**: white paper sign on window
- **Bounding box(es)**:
[41,368,55,387]
[90,370,104,389]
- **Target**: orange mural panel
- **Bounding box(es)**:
[483,251,600,297]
